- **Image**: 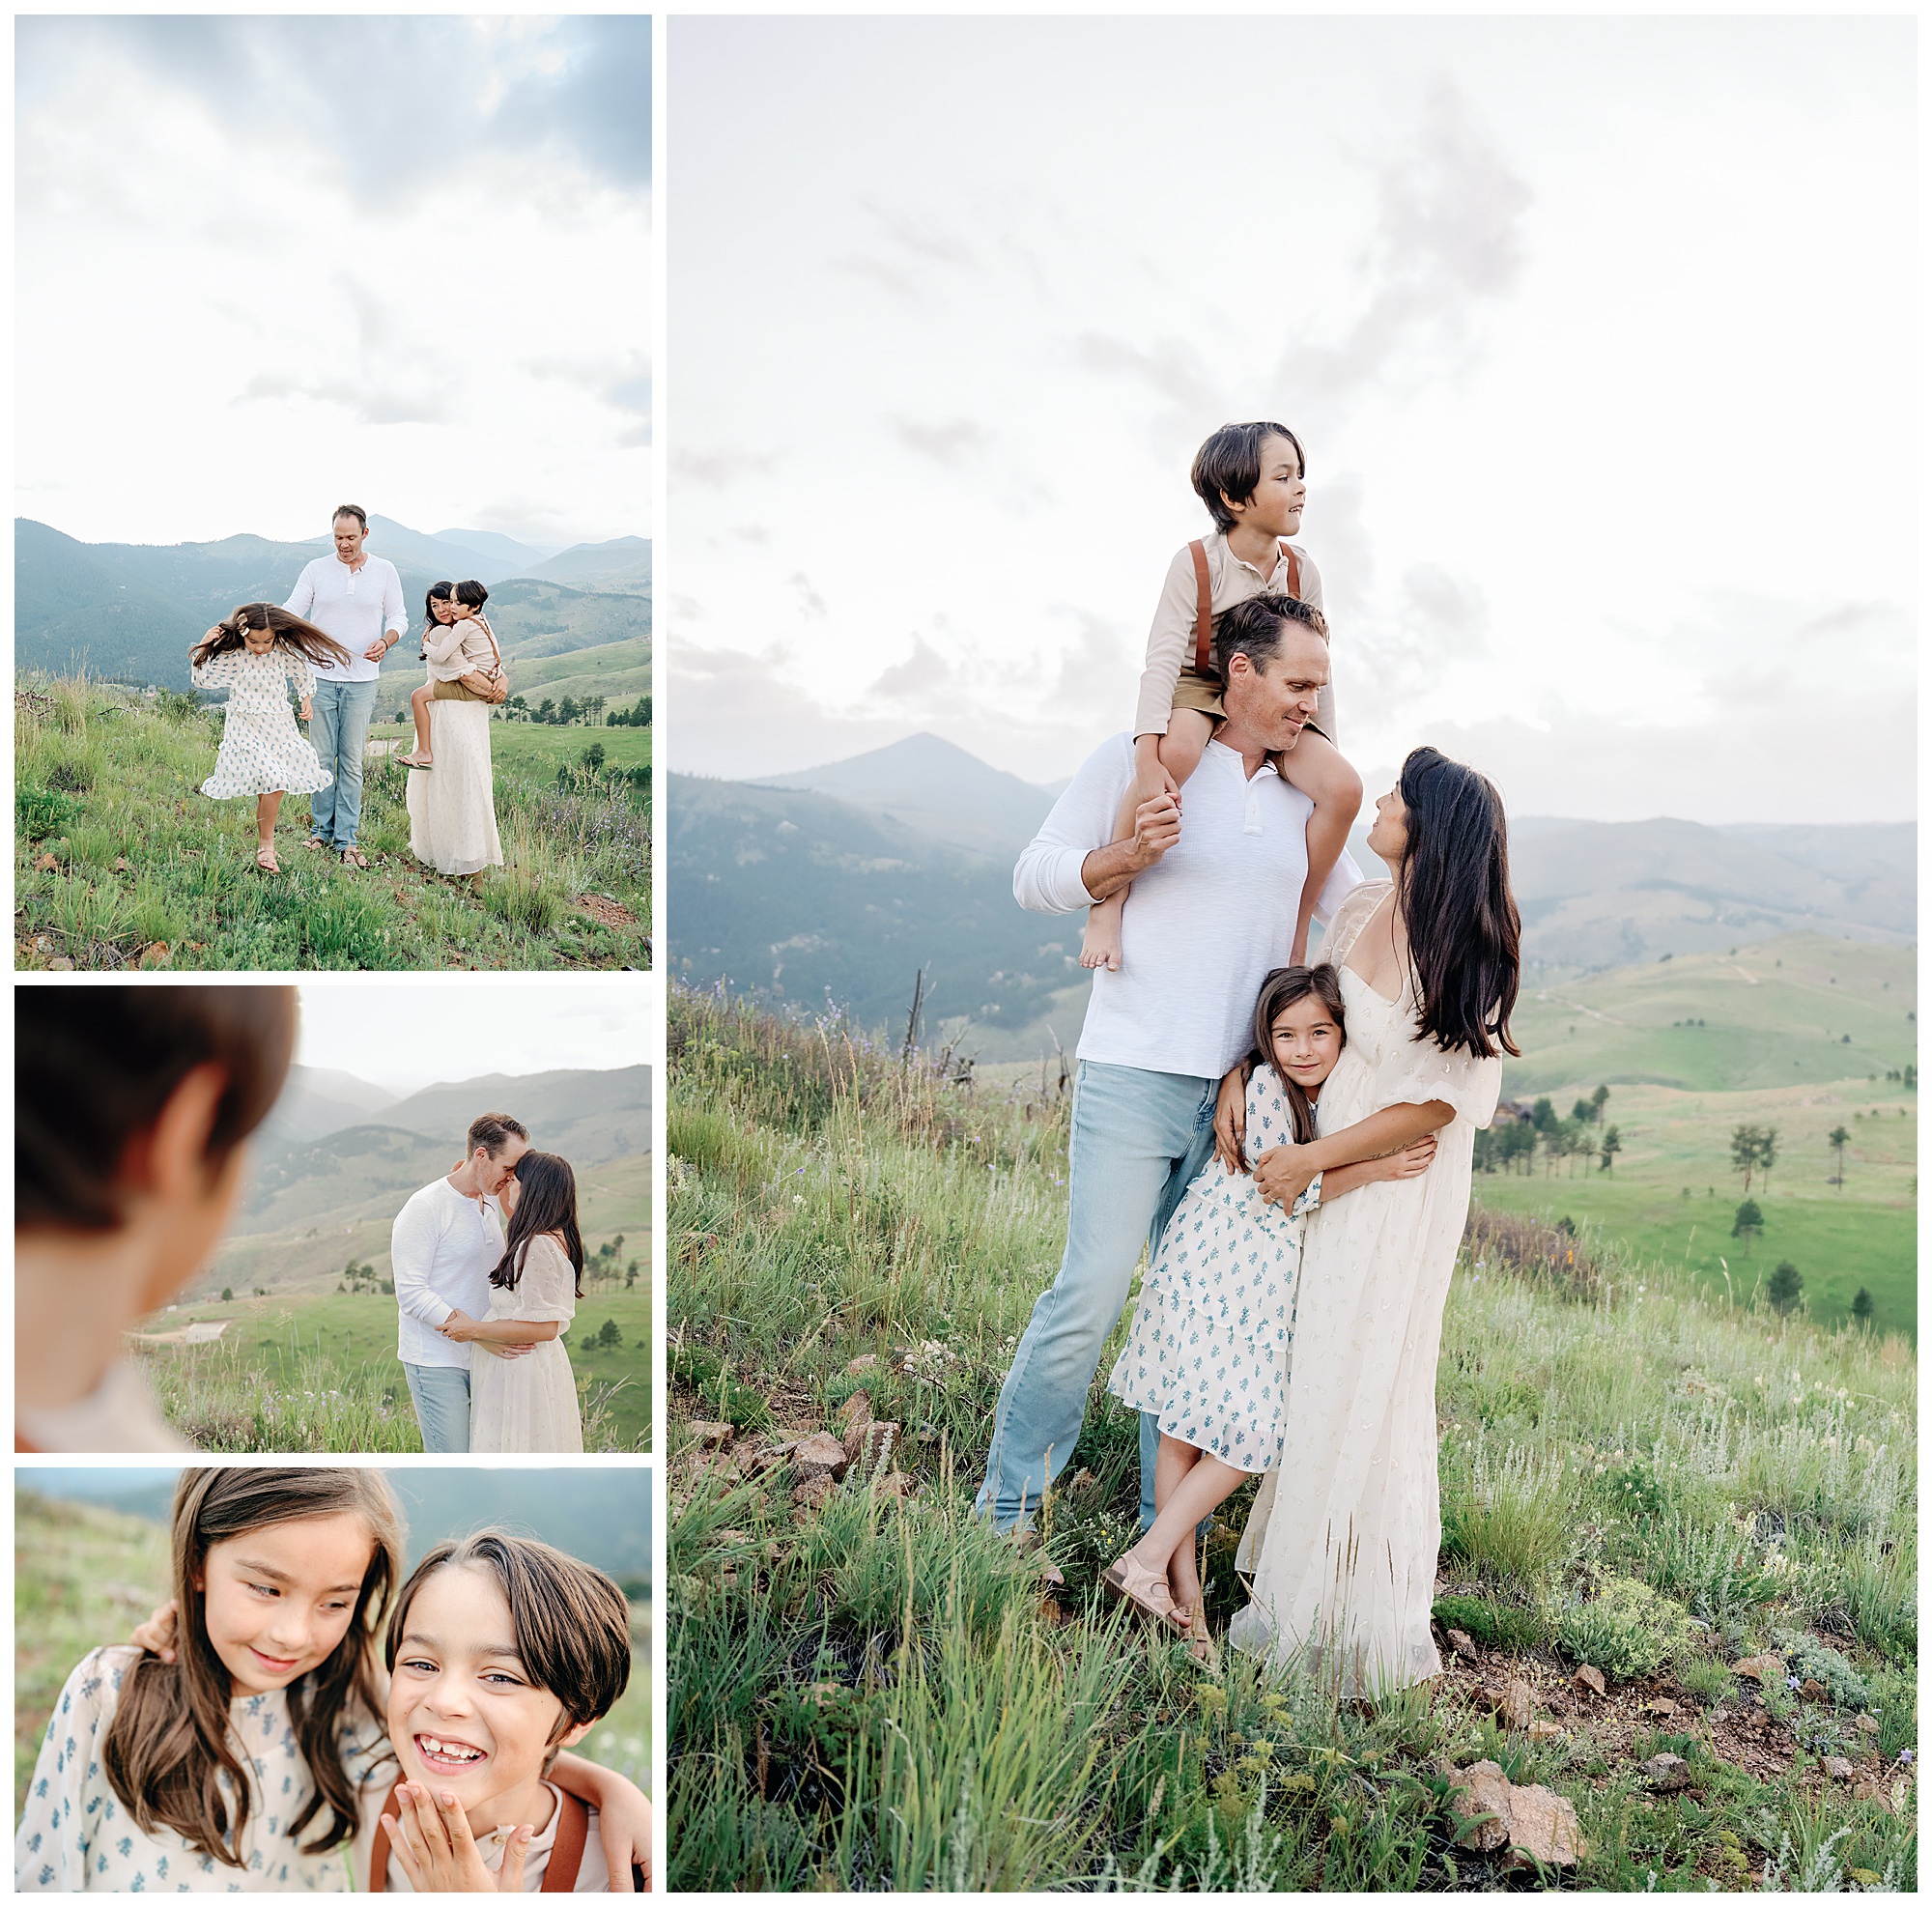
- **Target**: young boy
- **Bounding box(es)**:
[368,1531,650,1892]
[14,986,297,1451]
[1082,420,1362,972]
[398,580,505,770]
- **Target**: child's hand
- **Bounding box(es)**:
[1212,1063,1251,1173]
[131,1599,181,1662]
[387,1781,530,1892]
[298,699,313,721]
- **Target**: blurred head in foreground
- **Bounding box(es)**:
[14,985,296,1447]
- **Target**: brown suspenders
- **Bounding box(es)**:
[1188,538,1304,679]
[367,1779,590,1892]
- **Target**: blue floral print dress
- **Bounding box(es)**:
[1108,1062,1318,1472]
[192,648,331,800]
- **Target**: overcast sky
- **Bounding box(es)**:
[16,15,649,550]
[296,982,645,1096]
[668,16,1914,826]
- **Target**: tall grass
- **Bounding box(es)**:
[668,984,1918,1892]
[14,672,649,969]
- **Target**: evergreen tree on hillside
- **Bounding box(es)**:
[1591,1084,1610,1123]
[1852,1287,1875,1326]
[1598,1124,1621,1173]
[1765,1260,1804,1315]
[1828,1124,1850,1189]
[1730,1198,1763,1243]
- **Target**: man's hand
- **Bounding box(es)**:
[1254,1142,1320,1209]
[386,1780,531,1893]
[363,634,394,664]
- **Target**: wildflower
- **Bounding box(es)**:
[1898,1750,1914,1765]
[1787,1676,1802,1692]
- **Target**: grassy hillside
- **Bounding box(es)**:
[15,675,648,969]
[668,987,1916,1892]
[15,1487,650,1822]
[1506,935,1917,1096]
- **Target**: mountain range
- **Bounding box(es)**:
[671,731,1917,1056]
[14,516,650,694]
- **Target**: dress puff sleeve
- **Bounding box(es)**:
[284,649,317,699]
[517,1237,580,1325]
[190,647,246,691]
[1317,879,1391,972]
[1377,1011,1504,1131]
[14,1646,133,1890]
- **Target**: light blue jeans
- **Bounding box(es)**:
[404,1362,471,1454]
[976,1061,1219,1531]
[307,677,379,849]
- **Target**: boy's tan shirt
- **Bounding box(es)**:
[1133,530,1335,742]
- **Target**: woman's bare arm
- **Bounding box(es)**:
[1255,1100,1452,1206]
[1316,1134,1436,1203]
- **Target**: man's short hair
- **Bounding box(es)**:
[1212,591,1328,679]
[331,503,368,532]
[467,1113,528,1157]
[1191,422,1305,533]
[17,987,297,1231]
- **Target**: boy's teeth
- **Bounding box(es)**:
[420,1736,483,1761]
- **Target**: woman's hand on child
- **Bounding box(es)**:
[388,1780,530,1892]
[1212,1064,1250,1174]
[595,1787,651,1892]
[1374,1135,1436,1181]
[130,1599,182,1663]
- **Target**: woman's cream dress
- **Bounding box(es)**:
[468,1235,583,1453]
[405,698,502,876]
[1229,880,1501,1694]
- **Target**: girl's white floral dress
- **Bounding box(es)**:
[14,1644,382,1892]
[1108,1063,1318,1473]
[191,649,332,799]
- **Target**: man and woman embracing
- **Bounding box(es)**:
[980,419,1522,1693]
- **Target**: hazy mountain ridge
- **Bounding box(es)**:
[670,731,1917,1052]
[14,517,648,692]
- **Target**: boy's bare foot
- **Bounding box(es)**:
[397,751,434,769]
[254,843,279,874]
[1080,913,1123,972]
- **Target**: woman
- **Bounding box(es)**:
[1225,745,1520,1694]
[403,586,503,877]
[443,1151,585,1451]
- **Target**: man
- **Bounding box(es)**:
[284,504,407,868]
[977,592,1360,1531]
[390,1112,532,1454]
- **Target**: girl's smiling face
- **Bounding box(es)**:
[197,1513,376,1696]
[1268,995,1344,1096]
[388,1563,591,1839]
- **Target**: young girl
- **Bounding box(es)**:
[1104,964,1434,1660]
[15,1469,653,1891]
[397,581,504,772]
[190,605,350,874]
[1081,422,1363,974]
[440,1152,584,1453]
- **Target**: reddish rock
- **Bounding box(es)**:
[1852,1780,1893,1811]
[847,1419,899,1474]
[1500,1676,1533,1730]
[792,1432,849,1483]
[868,1469,916,1500]
[1505,1785,1584,1868]
[792,1473,835,1512]
[837,1391,873,1430]
[1647,1696,1679,1718]
[1800,1678,1828,1703]
[1573,1665,1606,1698]
[1857,1714,1881,1737]
[844,1353,879,1376]
[690,1420,734,1449]
[1823,1756,1855,1781]
[1448,1628,1477,1661]
[1528,1720,1565,1743]
[1444,1761,1513,1852]
[1732,1653,1784,1683]
[1638,1753,1691,1792]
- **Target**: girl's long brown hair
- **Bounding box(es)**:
[190,603,351,671]
[1248,963,1347,1144]
[101,1468,404,1867]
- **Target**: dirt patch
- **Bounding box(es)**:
[575,892,638,929]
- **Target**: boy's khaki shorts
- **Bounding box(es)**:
[431,676,495,703]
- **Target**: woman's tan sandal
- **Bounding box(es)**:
[1101,1554,1190,1633]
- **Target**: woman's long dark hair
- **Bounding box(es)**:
[190,603,350,672]
[101,1468,402,1866]
[1393,746,1521,1059]
[1248,963,1348,1144]
[490,1149,586,1295]
[421,581,455,641]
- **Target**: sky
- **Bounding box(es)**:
[16,15,649,550]
[668,16,1915,826]
[295,982,646,1096]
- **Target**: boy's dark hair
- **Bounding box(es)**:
[17,986,297,1231]
[1191,421,1306,533]
[332,503,369,531]
[1211,590,1328,680]
[1249,964,1348,1144]
[453,579,490,611]
[385,1531,632,1764]
[467,1112,528,1157]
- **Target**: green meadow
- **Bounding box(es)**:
[668,987,1916,1893]
[15,673,648,970]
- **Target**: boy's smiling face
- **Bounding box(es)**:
[198,1513,375,1697]
[389,1563,591,1841]
[1225,433,1306,541]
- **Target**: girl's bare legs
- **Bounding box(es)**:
[254,790,284,870]
[1122,1435,1248,1612]
[1275,730,1362,964]
[1079,711,1217,971]
[398,685,437,767]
